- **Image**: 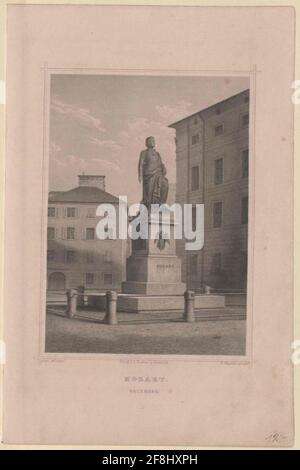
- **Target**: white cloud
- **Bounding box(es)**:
[51,149,121,174]
[155,99,192,124]
[127,117,150,134]
[52,152,85,169]
[88,137,121,152]
[51,95,106,133]
[90,157,121,173]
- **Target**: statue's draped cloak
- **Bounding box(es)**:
[138,149,168,208]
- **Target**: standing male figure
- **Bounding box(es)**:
[138,136,169,209]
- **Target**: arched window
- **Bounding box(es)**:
[48,272,66,291]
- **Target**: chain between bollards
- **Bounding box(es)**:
[184,290,195,323]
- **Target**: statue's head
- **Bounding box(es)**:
[145,136,155,148]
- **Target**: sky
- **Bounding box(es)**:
[49,74,249,203]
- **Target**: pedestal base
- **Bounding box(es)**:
[122,281,186,296]
[117,294,226,313]
[120,215,226,313]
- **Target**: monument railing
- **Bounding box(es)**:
[46,289,203,324]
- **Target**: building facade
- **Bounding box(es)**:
[47,175,126,292]
[170,89,249,291]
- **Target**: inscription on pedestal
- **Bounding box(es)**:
[156,263,175,271]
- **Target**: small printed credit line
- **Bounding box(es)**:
[101,454,198,465]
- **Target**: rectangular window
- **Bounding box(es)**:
[191,166,199,191]
[242,149,249,178]
[214,124,224,136]
[241,196,248,225]
[86,251,94,264]
[211,253,222,274]
[104,273,113,286]
[213,201,222,228]
[66,250,76,264]
[67,207,76,218]
[86,273,95,285]
[191,134,199,145]
[48,207,56,217]
[67,227,75,240]
[242,113,249,127]
[47,227,55,240]
[214,158,223,185]
[86,228,95,240]
[47,250,55,262]
[86,207,95,218]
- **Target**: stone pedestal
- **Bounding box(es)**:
[121,213,185,294]
[118,212,225,313]
[119,213,185,312]
[117,293,225,313]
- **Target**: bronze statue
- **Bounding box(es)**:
[138,136,169,208]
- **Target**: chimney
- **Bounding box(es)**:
[78,174,106,191]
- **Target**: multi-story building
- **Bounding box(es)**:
[47,174,126,292]
[169,89,249,291]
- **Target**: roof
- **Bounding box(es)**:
[168,89,250,128]
[48,186,120,204]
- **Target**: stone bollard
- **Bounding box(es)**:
[105,290,118,325]
[184,290,195,323]
[66,288,78,318]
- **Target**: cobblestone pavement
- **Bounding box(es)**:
[45,307,247,355]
